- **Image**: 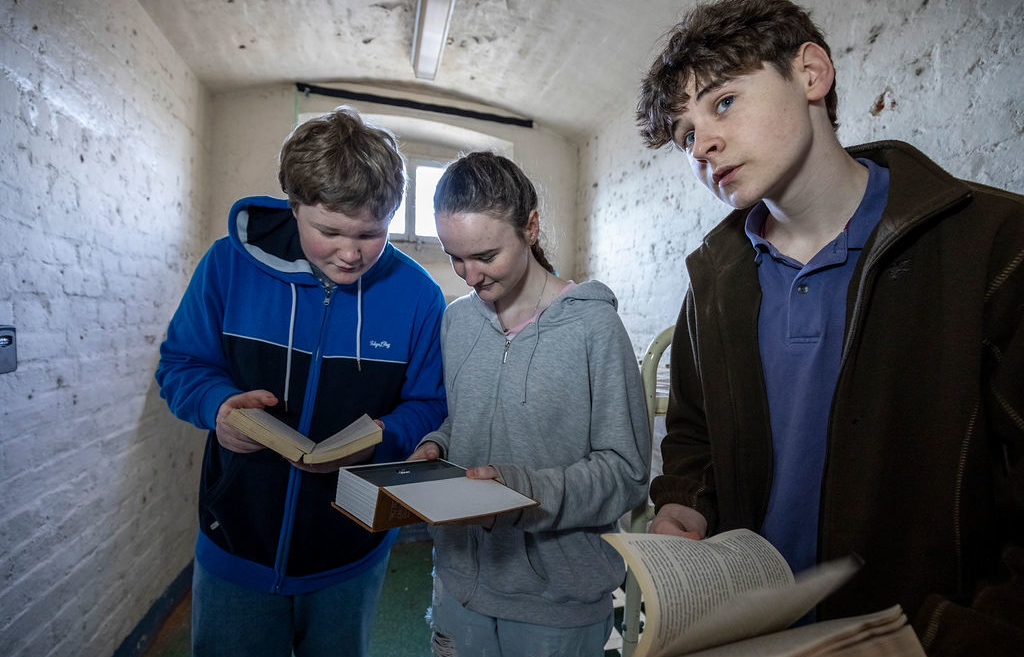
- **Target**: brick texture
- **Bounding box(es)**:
[0,1,208,655]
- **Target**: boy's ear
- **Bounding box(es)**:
[795,42,834,103]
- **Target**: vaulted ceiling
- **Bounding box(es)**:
[139,0,691,141]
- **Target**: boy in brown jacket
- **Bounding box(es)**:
[636,1,1024,654]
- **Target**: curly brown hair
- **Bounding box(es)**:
[637,0,838,149]
[278,106,406,221]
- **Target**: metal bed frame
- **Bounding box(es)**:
[620,325,674,657]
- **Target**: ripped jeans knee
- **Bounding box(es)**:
[431,630,456,657]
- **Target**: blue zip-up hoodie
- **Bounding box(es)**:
[156,196,447,594]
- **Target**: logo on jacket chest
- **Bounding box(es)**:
[369,339,392,350]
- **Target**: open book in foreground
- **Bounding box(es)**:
[603,529,925,657]
[333,458,538,532]
[224,408,381,464]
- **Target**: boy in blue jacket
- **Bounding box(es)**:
[637,0,1023,654]
[156,106,447,657]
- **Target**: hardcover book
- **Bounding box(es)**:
[333,458,538,532]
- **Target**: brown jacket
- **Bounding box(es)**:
[651,141,1024,656]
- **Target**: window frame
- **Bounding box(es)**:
[389,156,449,243]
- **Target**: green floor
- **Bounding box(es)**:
[369,539,435,657]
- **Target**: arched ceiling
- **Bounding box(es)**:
[138,0,691,141]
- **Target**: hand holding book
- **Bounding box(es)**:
[223,406,382,469]
[403,442,502,528]
[408,439,443,461]
[215,389,281,453]
[334,458,538,532]
[650,502,708,540]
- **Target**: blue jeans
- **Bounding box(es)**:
[191,555,389,657]
[429,580,613,657]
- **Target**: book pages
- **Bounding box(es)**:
[302,413,381,464]
[683,606,921,657]
[225,408,314,460]
[604,529,859,657]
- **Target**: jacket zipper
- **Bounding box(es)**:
[502,338,511,363]
[272,282,334,593]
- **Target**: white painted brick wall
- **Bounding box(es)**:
[580,0,1024,358]
[0,1,208,655]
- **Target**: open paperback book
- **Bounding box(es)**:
[224,408,381,465]
[603,529,925,657]
[333,458,539,532]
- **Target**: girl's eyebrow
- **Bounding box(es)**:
[445,247,498,259]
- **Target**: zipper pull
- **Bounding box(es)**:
[502,339,511,364]
[323,283,333,306]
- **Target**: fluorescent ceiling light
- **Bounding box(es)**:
[411,0,455,80]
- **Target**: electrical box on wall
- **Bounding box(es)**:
[0,326,16,374]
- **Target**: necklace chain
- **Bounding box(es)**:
[532,272,549,316]
[502,272,549,334]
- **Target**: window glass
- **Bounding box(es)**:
[389,162,445,240]
[414,165,445,238]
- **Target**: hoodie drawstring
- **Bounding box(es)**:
[356,276,363,372]
[284,282,297,414]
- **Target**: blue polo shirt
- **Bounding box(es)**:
[744,159,889,578]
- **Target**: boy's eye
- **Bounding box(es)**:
[672,127,695,152]
[478,255,495,263]
[715,95,734,113]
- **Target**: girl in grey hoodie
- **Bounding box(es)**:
[409,152,652,657]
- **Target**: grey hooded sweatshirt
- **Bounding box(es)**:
[423,279,652,628]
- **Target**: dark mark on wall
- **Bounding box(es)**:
[870,87,897,116]
[867,24,883,45]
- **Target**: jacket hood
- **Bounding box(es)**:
[226,195,398,383]
[462,278,620,334]
[227,195,396,288]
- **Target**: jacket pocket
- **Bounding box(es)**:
[478,527,623,603]
[198,441,289,566]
